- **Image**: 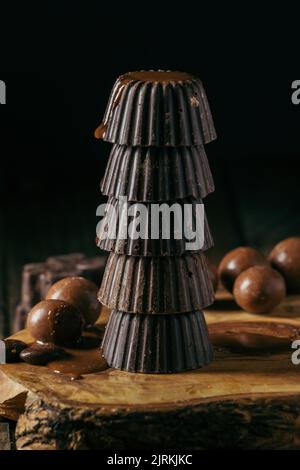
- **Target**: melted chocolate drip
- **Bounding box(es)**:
[94,123,108,139]
[47,326,108,380]
[121,70,193,83]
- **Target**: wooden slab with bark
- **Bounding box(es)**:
[1,294,300,450]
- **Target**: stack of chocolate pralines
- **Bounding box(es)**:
[95,71,217,373]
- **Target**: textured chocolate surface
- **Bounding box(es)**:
[102,309,213,373]
[101,144,214,201]
[97,197,213,256]
[95,70,216,146]
[205,256,218,292]
[98,252,214,314]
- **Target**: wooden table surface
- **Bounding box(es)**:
[3,293,300,449]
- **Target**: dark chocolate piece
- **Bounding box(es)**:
[27,299,84,346]
[46,277,101,326]
[98,252,214,314]
[46,253,86,271]
[269,237,300,294]
[95,70,216,146]
[3,339,27,363]
[97,197,213,256]
[205,255,218,292]
[218,247,268,293]
[101,144,214,201]
[233,265,286,314]
[102,310,213,373]
[14,253,107,332]
[20,342,67,365]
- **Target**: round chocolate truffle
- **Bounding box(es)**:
[269,237,300,294]
[205,256,218,292]
[46,277,101,325]
[27,299,84,346]
[218,247,268,293]
[233,265,286,314]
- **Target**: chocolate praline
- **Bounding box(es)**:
[27,299,84,346]
[218,247,268,293]
[233,265,286,314]
[269,237,300,294]
[46,277,101,326]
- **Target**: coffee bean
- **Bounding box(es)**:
[20,342,68,366]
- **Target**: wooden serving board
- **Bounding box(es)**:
[2,292,300,450]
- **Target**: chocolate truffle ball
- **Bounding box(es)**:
[218,247,268,293]
[205,256,218,292]
[233,265,286,314]
[269,237,300,294]
[27,299,84,346]
[46,277,101,325]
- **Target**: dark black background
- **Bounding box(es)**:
[0,3,299,200]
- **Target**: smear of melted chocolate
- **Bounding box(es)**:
[209,321,300,355]
[47,326,108,380]
[94,123,107,139]
[121,71,193,83]
[95,71,191,141]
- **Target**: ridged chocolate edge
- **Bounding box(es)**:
[98,73,216,146]
[98,252,214,313]
[100,144,215,201]
[102,310,214,373]
[96,197,214,256]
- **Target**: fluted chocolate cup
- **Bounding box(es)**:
[98,252,214,314]
[97,196,213,256]
[95,70,216,146]
[101,144,214,202]
[101,309,214,373]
